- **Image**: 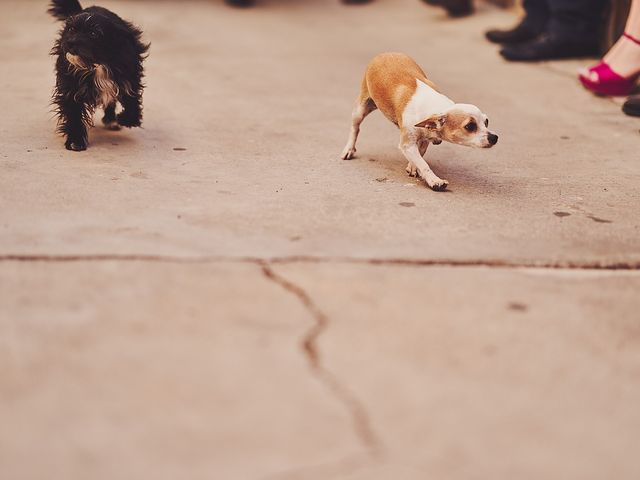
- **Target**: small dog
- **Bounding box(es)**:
[49,0,149,151]
[341,53,498,191]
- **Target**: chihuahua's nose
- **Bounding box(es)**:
[488,133,498,145]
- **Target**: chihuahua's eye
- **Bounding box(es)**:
[464,122,477,133]
[485,119,489,127]
[90,31,99,39]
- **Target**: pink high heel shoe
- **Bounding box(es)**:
[579,32,640,96]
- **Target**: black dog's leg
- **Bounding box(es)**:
[102,102,120,130]
[58,97,89,151]
[117,86,143,128]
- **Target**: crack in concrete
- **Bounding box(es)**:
[1,253,640,270]
[260,261,382,459]
[267,256,640,271]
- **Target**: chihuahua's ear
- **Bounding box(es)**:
[415,114,446,130]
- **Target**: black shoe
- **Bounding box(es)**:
[422,0,473,17]
[500,33,599,62]
[226,0,254,7]
[622,95,640,117]
[486,21,540,44]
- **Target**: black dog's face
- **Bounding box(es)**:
[60,12,113,67]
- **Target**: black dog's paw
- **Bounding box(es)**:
[102,114,121,130]
[117,113,141,128]
[103,119,122,131]
[65,138,87,151]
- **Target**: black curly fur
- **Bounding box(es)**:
[50,0,149,151]
[48,0,82,20]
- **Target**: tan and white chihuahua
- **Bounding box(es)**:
[341,53,498,191]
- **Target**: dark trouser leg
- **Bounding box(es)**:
[548,0,608,41]
[486,0,549,44]
[521,0,551,33]
[500,0,604,59]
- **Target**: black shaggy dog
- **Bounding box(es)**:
[49,0,149,151]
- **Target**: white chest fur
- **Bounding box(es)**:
[402,79,454,129]
[93,65,119,107]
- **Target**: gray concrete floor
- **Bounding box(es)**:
[1,0,640,479]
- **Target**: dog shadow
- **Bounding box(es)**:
[353,148,509,195]
[89,123,174,149]
[89,126,137,148]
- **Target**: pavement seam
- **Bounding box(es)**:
[259,261,383,460]
[2,254,640,270]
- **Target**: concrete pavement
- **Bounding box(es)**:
[1,0,640,478]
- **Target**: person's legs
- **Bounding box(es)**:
[578,0,640,95]
[522,0,551,32]
[600,0,640,77]
[500,0,607,61]
[548,0,608,41]
[486,0,549,44]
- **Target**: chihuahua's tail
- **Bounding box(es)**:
[48,0,83,20]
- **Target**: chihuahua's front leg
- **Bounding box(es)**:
[400,130,448,191]
[406,139,429,177]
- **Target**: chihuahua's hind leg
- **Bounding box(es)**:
[341,90,377,160]
[102,102,121,130]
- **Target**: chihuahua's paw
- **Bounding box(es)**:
[428,178,449,192]
[341,146,356,160]
[65,138,87,151]
[406,162,419,177]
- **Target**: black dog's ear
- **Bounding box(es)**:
[415,114,446,130]
[48,0,83,21]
